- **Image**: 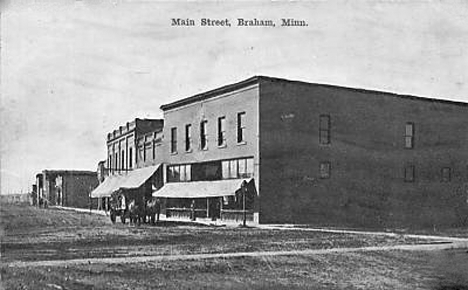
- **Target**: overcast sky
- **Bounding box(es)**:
[1,0,468,194]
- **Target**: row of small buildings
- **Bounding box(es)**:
[35,76,468,229]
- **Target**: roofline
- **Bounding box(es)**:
[160,75,468,111]
[261,76,468,108]
[42,170,97,175]
[160,76,261,111]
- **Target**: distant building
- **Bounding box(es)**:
[36,170,98,209]
[0,193,31,205]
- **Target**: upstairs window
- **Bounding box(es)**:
[319,162,331,179]
[218,116,226,146]
[129,148,133,169]
[121,150,125,170]
[441,167,451,182]
[319,115,331,145]
[404,164,415,182]
[237,112,246,143]
[200,120,208,150]
[405,122,414,149]
[171,127,177,154]
[185,124,192,152]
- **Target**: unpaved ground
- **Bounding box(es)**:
[1,204,468,290]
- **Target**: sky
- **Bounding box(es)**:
[1,0,468,194]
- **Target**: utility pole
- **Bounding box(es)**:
[242,181,247,227]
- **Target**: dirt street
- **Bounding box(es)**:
[1,204,468,290]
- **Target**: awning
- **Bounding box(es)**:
[152,179,252,199]
[91,164,161,198]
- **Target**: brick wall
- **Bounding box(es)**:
[259,79,468,229]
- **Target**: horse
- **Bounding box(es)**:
[145,198,161,224]
[127,199,145,226]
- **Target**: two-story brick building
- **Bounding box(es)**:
[91,118,165,203]
[153,76,468,229]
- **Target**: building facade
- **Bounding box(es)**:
[153,76,468,229]
[106,118,164,176]
[91,118,165,204]
[35,170,98,208]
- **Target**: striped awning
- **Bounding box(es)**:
[91,164,161,198]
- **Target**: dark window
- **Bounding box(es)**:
[441,167,451,182]
[405,122,414,149]
[121,150,125,170]
[109,155,112,173]
[152,141,156,160]
[319,115,331,145]
[319,162,331,179]
[237,112,246,143]
[171,127,177,153]
[129,148,133,169]
[185,124,192,151]
[200,120,208,150]
[218,116,226,146]
[404,164,415,182]
[115,153,118,170]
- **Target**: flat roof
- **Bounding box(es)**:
[42,170,97,175]
[160,75,468,111]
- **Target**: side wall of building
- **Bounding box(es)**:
[259,80,468,229]
[63,173,99,209]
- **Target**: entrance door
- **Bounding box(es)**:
[208,197,221,220]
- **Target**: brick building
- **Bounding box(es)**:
[35,170,98,208]
[91,118,164,202]
[153,76,468,229]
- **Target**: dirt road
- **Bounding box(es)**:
[2,204,468,290]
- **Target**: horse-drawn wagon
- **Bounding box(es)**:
[109,189,161,225]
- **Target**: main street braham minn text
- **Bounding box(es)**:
[171,18,308,27]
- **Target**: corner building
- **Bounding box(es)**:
[155,76,468,229]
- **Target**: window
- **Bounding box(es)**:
[171,127,177,153]
[237,112,246,143]
[218,116,226,146]
[319,162,331,179]
[200,120,208,150]
[121,150,125,170]
[115,153,118,170]
[405,122,414,149]
[152,141,156,160]
[109,155,112,173]
[319,115,331,145]
[143,144,146,162]
[129,148,133,169]
[167,164,192,182]
[404,164,415,182]
[185,124,192,151]
[221,158,254,179]
[441,167,451,182]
